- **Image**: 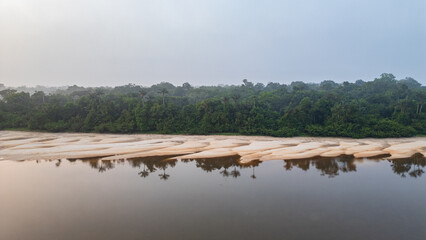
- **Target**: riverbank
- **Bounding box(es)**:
[1,131,425,162]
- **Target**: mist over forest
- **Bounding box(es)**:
[0,73,424,138]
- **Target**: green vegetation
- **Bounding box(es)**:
[0,73,424,138]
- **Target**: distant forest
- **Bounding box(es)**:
[0,73,425,138]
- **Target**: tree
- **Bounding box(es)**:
[231,166,240,178]
[232,94,240,104]
[251,166,257,179]
[159,88,168,105]
[0,73,424,138]
[138,163,150,178]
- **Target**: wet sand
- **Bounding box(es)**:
[0,131,425,162]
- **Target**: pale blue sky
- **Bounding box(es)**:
[0,0,425,86]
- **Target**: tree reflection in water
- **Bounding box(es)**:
[68,158,124,172]
[138,164,150,178]
[251,166,257,179]
[67,154,425,179]
[130,156,177,180]
[220,168,230,178]
[284,156,357,178]
[70,158,108,172]
[389,154,426,178]
[230,166,241,178]
[184,156,259,179]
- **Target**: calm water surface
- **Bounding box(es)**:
[1,156,426,240]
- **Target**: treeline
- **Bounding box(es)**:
[0,73,425,138]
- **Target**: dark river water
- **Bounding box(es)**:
[1,156,426,240]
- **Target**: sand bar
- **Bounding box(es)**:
[0,131,425,162]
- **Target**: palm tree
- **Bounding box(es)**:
[138,163,149,178]
[250,166,256,179]
[158,162,170,180]
[98,165,106,173]
[159,168,170,180]
[98,160,114,173]
[251,95,258,108]
[220,168,230,177]
[159,88,168,105]
[201,101,208,112]
[416,103,423,114]
[140,90,147,105]
[231,166,240,178]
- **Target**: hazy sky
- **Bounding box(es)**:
[0,0,425,87]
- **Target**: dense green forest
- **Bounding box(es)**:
[0,73,425,138]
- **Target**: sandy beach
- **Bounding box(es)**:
[0,131,425,162]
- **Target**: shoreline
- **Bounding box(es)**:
[3,128,425,139]
[1,130,425,162]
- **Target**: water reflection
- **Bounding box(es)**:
[284,156,357,178]
[6,154,426,240]
[46,154,426,179]
[55,159,61,167]
[184,156,259,179]
[389,154,426,178]
[70,158,118,172]
[131,156,177,180]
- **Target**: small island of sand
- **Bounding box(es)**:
[1,131,425,163]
